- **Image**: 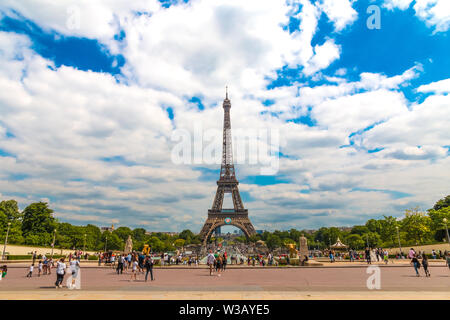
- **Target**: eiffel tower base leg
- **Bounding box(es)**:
[199,212,256,246]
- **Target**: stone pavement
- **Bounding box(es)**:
[0,264,448,300]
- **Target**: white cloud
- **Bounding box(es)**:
[0,2,449,231]
[417,78,450,93]
[303,39,341,75]
[318,0,358,32]
[384,0,450,32]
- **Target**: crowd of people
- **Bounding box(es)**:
[3,245,450,288]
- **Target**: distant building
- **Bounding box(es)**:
[100,224,115,233]
[145,231,179,236]
[255,230,264,234]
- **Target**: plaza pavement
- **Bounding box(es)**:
[0,263,448,300]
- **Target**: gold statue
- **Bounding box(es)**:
[142,244,151,255]
[286,243,298,259]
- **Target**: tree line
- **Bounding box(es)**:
[0,195,449,252]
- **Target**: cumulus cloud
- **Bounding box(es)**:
[0,1,449,231]
[318,0,358,32]
[417,78,450,94]
[384,0,450,32]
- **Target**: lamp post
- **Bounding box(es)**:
[83,233,87,254]
[2,222,11,261]
[51,229,57,258]
[443,218,450,245]
[396,226,403,257]
[366,233,369,248]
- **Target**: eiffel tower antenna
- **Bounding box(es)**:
[199,90,256,246]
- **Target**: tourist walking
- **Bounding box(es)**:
[222,251,227,271]
[411,255,420,277]
[421,254,430,277]
[217,255,223,277]
[66,258,81,289]
[144,256,154,282]
[329,250,335,263]
[55,258,66,288]
[117,255,124,274]
[38,260,42,276]
[130,259,138,281]
[26,264,34,277]
[365,248,371,264]
[206,250,216,276]
[408,248,416,259]
[383,250,389,264]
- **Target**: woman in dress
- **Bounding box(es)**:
[130,258,138,281]
[66,258,81,289]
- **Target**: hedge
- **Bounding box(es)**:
[6,255,32,260]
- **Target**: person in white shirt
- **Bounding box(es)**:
[55,258,66,288]
[130,260,138,281]
[206,251,216,276]
[67,258,81,289]
[26,264,34,277]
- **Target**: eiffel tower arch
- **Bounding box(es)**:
[199,88,256,246]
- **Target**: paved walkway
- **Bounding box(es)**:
[1,265,448,299]
[3,259,446,268]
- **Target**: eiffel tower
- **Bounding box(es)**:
[199,88,256,245]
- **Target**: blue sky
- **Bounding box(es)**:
[0,0,449,232]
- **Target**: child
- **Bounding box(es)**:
[38,260,43,277]
[26,264,34,277]
[1,265,7,280]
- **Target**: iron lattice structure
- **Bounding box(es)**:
[199,90,256,245]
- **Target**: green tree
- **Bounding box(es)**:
[85,224,102,250]
[0,200,22,222]
[433,195,450,211]
[174,238,185,249]
[100,231,123,251]
[401,207,431,244]
[361,232,381,248]
[248,234,261,243]
[148,236,164,252]
[427,207,450,242]
[350,225,369,236]
[314,227,342,247]
[365,219,382,234]
[179,229,195,240]
[113,226,132,242]
[0,200,24,244]
[21,202,57,244]
[132,228,147,242]
[345,234,365,249]
[380,215,399,246]
[265,234,282,250]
